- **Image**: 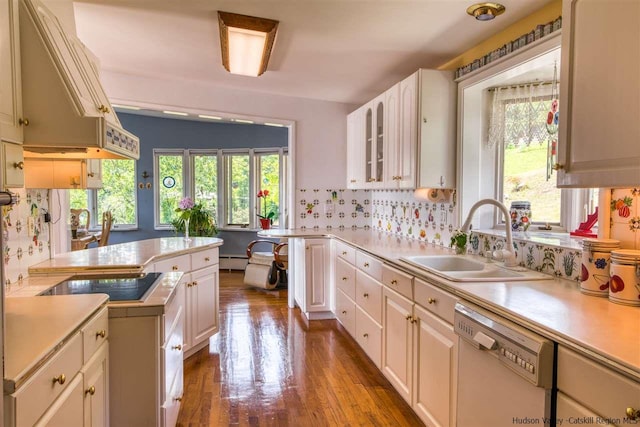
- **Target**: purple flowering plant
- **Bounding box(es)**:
[172,197,217,236]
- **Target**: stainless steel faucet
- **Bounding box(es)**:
[460,198,518,267]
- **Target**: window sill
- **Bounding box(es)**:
[218,227,274,232]
[473,228,585,251]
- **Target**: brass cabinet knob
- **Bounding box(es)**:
[18,118,29,126]
[174,396,183,402]
[341,251,347,256]
[350,179,356,183]
[52,374,66,385]
[172,344,183,351]
[627,407,640,420]
[88,172,95,177]
[98,105,111,114]
[428,298,436,304]
[205,257,210,262]
[13,161,24,170]
[96,330,107,339]
[85,386,96,396]
[192,280,198,286]
[172,265,179,271]
[363,333,369,338]
[342,277,348,281]
[363,293,369,298]
[341,310,347,315]
[186,282,193,287]
[552,163,564,170]
[363,262,369,268]
[405,314,412,321]
[390,279,398,285]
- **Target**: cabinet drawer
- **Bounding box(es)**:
[163,305,184,406]
[335,257,356,300]
[162,361,183,427]
[557,346,640,421]
[381,264,413,300]
[163,281,185,342]
[191,247,219,271]
[81,306,108,364]
[335,288,356,337]
[356,251,382,281]
[10,332,83,427]
[355,270,383,324]
[355,306,382,368]
[155,254,191,273]
[414,277,458,324]
[335,240,356,265]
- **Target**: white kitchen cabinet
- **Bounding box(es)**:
[4,306,109,427]
[24,158,85,189]
[2,141,24,188]
[293,238,332,318]
[382,287,414,404]
[85,159,102,189]
[346,69,456,190]
[346,108,366,189]
[557,0,640,187]
[153,247,220,357]
[557,346,640,424]
[0,0,24,144]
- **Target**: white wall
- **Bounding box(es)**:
[100,71,355,190]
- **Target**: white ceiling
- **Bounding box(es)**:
[73,0,554,106]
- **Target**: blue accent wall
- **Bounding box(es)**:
[105,113,288,256]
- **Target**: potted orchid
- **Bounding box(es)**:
[172,197,217,241]
[257,189,278,229]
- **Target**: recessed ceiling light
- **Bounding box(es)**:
[264,122,284,127]
[162,110,188,116]
[112,104,141,111]
[233,119,254,124]
[198,114,223,120]
[466,3,505,21]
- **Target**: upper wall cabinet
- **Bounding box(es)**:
[346,69,456,190]
[557,0,640,187]
[0,0,25,144]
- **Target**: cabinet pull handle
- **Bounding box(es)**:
[342,277,348,281]
[552,163,564,171]
[52,374,66,385]
[172,265,179,271]
[627,408,640,420]
[363,333,369,338]
[96,330,107,339]
[98,105,111,114]
[363,262,369,268]
[186,282,193,287]
[390,279,398,285]
[363,293,369,298]
[342,251,347,256]
[342,310,347,314]
[428,298,436,304]
[205,257,210,262]
[85,386,96,396]
[172,344,183,351]
[18,118,29,126]
[192,280,198,286]
[411,317,418,324]
[405,314,412,321]
[13,161,24,170]
[88,172,95,177]
[174,396,183,402]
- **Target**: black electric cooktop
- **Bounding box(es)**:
[39,272,163,302]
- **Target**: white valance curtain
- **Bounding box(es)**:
[486,83,551,149]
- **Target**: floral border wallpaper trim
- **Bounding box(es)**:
[2,189,51,290]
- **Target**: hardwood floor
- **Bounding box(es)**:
[177,271,424,426]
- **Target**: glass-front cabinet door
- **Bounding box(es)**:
[365,103,373,185]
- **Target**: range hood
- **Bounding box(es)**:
[18,0,140,160]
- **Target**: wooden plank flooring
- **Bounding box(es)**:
[177,271,424,426]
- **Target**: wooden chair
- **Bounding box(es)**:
[70,208,90,234]
[98,211,113,247]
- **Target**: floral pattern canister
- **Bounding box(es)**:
[609,249,640,306]
[580,238,620,297]
[509,201,531,231]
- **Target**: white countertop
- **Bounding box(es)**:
[4,294,108,393]
[28,237,224,275]
[261,228,640,380]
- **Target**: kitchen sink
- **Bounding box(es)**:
[400,255,552,282]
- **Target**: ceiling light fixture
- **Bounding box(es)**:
[264,122,284,127]
[162,110,188,116]
[233,119,254,124]
[198,114,223,120]
[112,104,141,111]
[218,11,279,77]
[466,3,505,21]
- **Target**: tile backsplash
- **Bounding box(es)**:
[2,189,51,287]
[295,188,371,230]
[609,188,640,249]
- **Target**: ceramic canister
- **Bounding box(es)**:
[580,238,620,297]
[609,249,640,306]
[509,201,531,231]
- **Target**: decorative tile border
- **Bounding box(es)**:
[295,188,371,230]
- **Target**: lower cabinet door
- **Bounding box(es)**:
[82,343,109,427]
[413,304,458,427]
[381,287,413,405]
[36,374,84,427]
[355,306,382,369]
[162,365,184,427]
[335,288,356,337]
[188,266,219,349]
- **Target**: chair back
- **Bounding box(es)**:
[70,209,90,232]
[98,211,113,247]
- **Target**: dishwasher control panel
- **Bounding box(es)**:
[454,302,554,388]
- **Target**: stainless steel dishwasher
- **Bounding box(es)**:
[454,302,556,427]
